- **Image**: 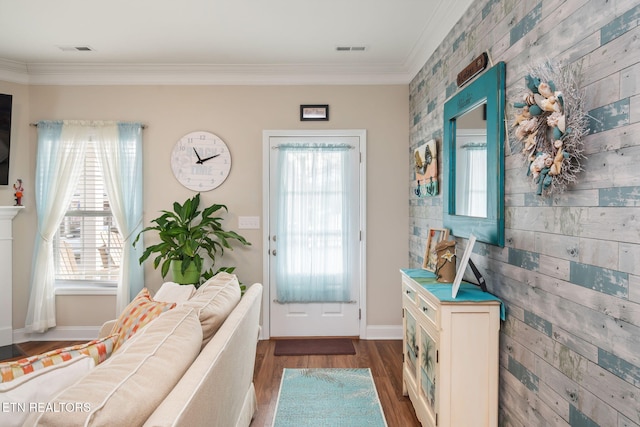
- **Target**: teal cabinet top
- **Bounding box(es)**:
[401,268,505,320]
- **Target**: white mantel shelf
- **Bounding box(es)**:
[0,205,24,346]
[0,205,24,218]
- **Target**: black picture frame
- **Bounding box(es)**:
[300,104,329,121]
[0,93,12,186]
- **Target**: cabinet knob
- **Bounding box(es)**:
[422,306,429,313]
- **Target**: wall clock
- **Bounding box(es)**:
[170,131,232,191]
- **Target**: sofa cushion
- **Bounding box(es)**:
[153,282,196,303]
[0,355,94,427]
[27,305,203,427]
[110,288,176,350]
[183,272,241,346]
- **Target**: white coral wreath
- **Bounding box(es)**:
[510,61,589,196]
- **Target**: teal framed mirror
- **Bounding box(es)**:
[443,61,506,246]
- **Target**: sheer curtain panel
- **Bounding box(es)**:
[457,143,487,218]
[96,123,145,313]
[274,143,353,303]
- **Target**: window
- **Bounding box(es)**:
[54,141,122,284]
[28,120,144,333]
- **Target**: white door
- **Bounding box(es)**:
[265,131,364,337]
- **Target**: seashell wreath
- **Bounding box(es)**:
[510,61,589,196]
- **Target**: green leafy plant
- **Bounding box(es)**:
[133,193,250,285]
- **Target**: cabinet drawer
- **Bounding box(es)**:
[403,281,417,304]
[418,295,438,326]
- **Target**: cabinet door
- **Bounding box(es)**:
[420,325,438,425]
[405,308,418,382]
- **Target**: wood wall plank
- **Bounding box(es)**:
[409,0,640,424]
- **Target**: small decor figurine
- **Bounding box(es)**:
[434,240,456,283]
[510,60,589,196]
[13,178,23,206]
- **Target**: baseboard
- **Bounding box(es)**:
[12,326,101,343]
[12,325,402,342]
[258,324,403,341]
[0,326,13,346]
[364,325,403,340]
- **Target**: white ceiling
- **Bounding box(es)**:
[0,0,473,85]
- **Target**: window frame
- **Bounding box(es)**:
[53,140,121,293]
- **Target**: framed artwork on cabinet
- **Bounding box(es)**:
[422,228,450,272]
[452,233,476,298]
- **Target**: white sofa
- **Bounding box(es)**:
[144,282,263,427]
[20,277,263,427]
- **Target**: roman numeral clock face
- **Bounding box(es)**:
[171,131,232,191]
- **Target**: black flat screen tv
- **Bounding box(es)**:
[0,94,12,185]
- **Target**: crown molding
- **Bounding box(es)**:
[404,0,475,80]
[0,58,29,84]
[0,60,416,86]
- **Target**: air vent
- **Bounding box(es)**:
[57,45,95,52]
[335,46,367,52]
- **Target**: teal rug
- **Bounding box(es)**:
[273,368,387,427]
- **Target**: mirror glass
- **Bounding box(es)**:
[455,104,487,217]
[443,61,505,247]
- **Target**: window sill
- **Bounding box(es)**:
[55,283,117,296]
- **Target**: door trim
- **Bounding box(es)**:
[261,129,367,340]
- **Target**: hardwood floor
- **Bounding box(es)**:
[3,339,421,426]
[251,339,420,427]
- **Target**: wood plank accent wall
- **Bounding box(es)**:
[408,0,640,426]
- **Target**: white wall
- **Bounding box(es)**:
[0,82,409,336]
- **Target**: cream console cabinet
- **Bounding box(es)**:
[401,269,502,427]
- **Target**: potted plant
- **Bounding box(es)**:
[133,193,250,286]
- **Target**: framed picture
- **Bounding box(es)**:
[413,139,438,198]
[0,93,12,185]
[452,233,476,298]
[422,228,450,272]
[300,104,329,121]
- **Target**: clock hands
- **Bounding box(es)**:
[196,153,220,164]
[193,148,220,164]
[192,148,203,162]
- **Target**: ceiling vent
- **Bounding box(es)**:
[335,46,367,52]
[57,45,94,52]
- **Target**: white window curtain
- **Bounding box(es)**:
[25,120,144,333]
[458,143,487,218]
[275,143,352,303]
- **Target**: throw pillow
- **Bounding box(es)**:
[27,306,203,427]
[183,271,241,347]
[153,281,196,303]
[110,288,176,351]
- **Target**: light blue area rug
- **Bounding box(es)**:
[273,368,388,427]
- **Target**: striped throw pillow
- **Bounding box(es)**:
[110,288,176,350]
